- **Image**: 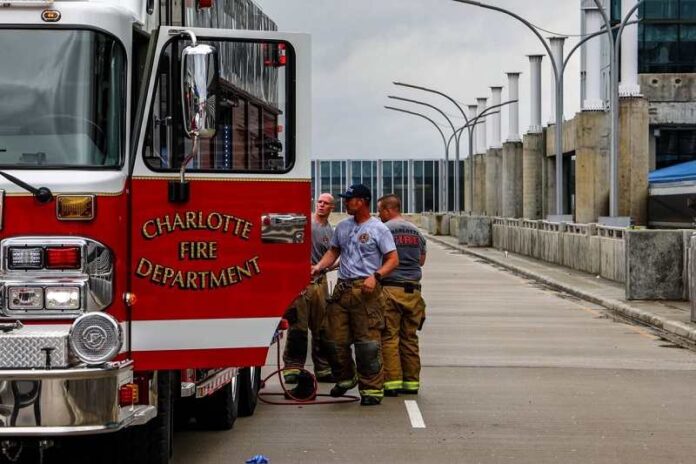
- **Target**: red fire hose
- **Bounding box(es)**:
[257,338,359,405]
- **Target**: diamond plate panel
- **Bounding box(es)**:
[0,327,70,368]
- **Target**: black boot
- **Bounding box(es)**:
[360,396,381,406]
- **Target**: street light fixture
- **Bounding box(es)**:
[452,0,567,219]
[384,105,450,212]
[593,0,644,223]
[393,82,471,212]
[450,99,518,213]
[387,95,461,211]
[453,0,642,223]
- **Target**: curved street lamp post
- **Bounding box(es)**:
[393,82,472,212]
[387,95,463,211]
[384,105,450,212]
[454,0,642,222]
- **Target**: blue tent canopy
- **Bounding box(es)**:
[649,160,696,184]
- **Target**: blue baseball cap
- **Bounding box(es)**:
[339,184,371,201]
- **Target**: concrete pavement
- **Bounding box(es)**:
[428,233,696,351]
[173,241,696,464]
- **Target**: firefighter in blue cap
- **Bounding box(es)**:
[312,184,399,406]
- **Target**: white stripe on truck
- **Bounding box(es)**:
[130,317,279,351]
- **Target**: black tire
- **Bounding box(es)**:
[238,366,262,417]
[195,372,239,430]
[130,370,175,464]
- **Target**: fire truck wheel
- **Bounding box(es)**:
[132,370,175,464]
[238,366,262,417]
[195,372,240,430]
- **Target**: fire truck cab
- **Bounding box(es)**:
[0,0,310,462]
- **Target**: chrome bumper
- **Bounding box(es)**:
[0,361,156,436]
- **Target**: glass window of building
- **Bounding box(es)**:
[393,160,409,213]
[383,161,393,196]
[639,0,696,73]
[655,128,696,169]
[414,161,424,213]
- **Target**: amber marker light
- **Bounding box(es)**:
[56,195,95,221]
[41,10,61,22]
[124,292,138,307]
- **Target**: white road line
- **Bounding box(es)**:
[404,400,426,429]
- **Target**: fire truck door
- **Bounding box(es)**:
[128,27,311,370]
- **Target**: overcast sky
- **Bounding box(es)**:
[259,0,581,159]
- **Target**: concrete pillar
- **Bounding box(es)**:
[463,159,471,212]
[523,133,544,219]
[467,104,478,213]
[502,141,523,218]
[620,0,641,96]
[548,37,566,125]
[506,72,522,142]
[575,111,610,224]
[528,55,544,133]
[468,104,478,151]
[490,86,503,149]
[486,147,502,216]
[476,98,488,154]
[583,8,604,111]
[544,155,556,218]
[618,97,649,225]
[474,154,486,215]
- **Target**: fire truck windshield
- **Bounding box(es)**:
[0,29,125,169]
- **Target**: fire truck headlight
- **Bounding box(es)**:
[69,313,122,365]
[45,287,81,310]
[8,287,44,310]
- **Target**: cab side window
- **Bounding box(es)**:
[144,38,294,173]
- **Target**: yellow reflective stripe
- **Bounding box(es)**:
[360,389,384,398]
[402,381,420,390]
[384,380,403,390]
[283,368,301,376]
[314,368,332,377]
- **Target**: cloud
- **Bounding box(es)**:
[259,0,581,159]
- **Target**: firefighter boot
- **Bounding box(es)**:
[284,371,316,401]
[360,396,382,406]
[330,375,357,397]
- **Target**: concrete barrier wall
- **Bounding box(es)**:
[449,215,461,238]
[424,214,690,299]
[625,230,685,300]
[689,235,696,322]
[491,219,626,283]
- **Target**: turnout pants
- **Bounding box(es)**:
[381,284,426,393]
[324,279,386,399]
[282,275,332,377]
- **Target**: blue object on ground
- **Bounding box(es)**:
[245,455,269,464]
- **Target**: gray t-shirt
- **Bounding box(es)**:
[311,220,333,265]
[330,217,397,279]
[385,218,427,282]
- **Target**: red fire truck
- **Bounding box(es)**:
[0,0,310,462]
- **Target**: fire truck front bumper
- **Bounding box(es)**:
[0,361,156,436]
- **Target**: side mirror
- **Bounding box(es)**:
[181,43,218,140]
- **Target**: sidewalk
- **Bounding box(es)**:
[425,233,696,350]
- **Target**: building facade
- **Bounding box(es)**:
[311,158,465,213]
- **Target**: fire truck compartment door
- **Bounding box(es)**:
[128,27,311,370]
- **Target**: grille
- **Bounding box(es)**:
[0,326,70,368]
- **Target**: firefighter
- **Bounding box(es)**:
[312,184,399,406]
[283,193,336,384]
[377,194,427,396]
